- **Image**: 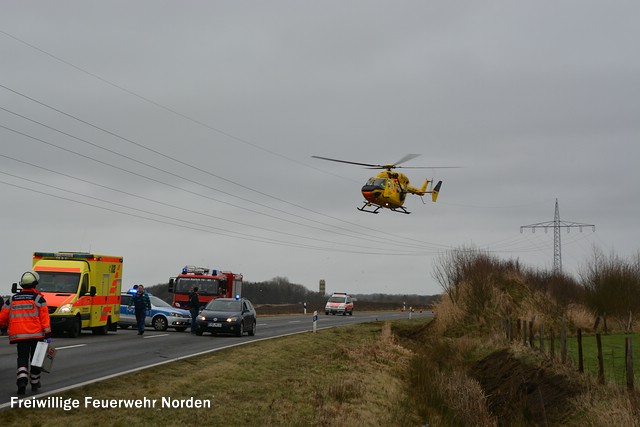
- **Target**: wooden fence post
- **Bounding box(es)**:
[561,325,567,364]
[578,328,584,373]
[626,337,634,391]
[596,333,604,385]
[529,315,536,348]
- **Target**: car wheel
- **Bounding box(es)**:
[68,316,82,338]
[92,323,108,335]
[248,320,256,336]
[236,321,244,337]
[349,311,353,316]
[152,315,168,331]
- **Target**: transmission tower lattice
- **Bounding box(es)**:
[520,198,595,274]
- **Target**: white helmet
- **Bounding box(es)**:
[20,271,40,287]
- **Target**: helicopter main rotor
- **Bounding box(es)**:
[311,154,458,171]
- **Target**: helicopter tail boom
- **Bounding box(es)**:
[419,179,428,194]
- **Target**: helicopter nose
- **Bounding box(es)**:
[361,188,380,202]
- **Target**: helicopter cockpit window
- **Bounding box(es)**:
[371,178,386,189]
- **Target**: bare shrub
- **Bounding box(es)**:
[433,247,526,332]
[581,247,640,327]
[563,303,594,331]
[430,289,466,335]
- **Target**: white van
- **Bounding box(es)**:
[325,293,354,315]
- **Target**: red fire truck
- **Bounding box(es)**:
[168,265,243,309]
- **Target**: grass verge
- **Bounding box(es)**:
[5,320,428,427]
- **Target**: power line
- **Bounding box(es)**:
[520,198,595,274]
[0,86,452,252]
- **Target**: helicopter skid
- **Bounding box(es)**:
[390,206,411,214]
[358,202,411,214]
[358,203,381,214]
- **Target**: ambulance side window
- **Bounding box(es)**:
[80,274,89,295]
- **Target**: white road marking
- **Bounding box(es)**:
[56,344,87,350]
[143,334,170,339]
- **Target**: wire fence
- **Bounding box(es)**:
[503,317,639,389]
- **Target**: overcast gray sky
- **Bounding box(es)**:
[2,2,638,297]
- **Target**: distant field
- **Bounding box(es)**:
[255,301,433,315]
[560,332,640,386]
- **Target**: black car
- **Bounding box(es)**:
[194,297,257,337]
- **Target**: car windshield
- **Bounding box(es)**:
[149,296,171,308]
[174,277,223,296]
[36,272,81,293]
[328,296,346,303]
[205,300,241,312]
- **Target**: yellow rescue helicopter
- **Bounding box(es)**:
[312,154,454,214]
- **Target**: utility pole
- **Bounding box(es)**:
[520,199,595,274]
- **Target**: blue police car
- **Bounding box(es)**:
[120,292,191,331]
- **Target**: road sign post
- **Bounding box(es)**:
[312,311,318,333]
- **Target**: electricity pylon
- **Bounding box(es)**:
[520,198,595,274]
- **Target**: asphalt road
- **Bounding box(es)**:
[0,310,432,409]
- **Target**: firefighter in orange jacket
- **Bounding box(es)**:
[0,271,52,395]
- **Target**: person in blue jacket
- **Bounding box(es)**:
[188,287,200,334]
[128,285,151,335]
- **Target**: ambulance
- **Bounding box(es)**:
[30,251,123,337]
[324,292,354,316]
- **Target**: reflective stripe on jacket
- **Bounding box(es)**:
[0,289,52,343]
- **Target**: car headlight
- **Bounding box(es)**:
[59,303,73,314]
[226,316,238,323]
[198,315,206,321]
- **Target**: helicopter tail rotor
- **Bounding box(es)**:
[431,181,442,202]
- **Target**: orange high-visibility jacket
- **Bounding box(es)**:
[0,289,52,343]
